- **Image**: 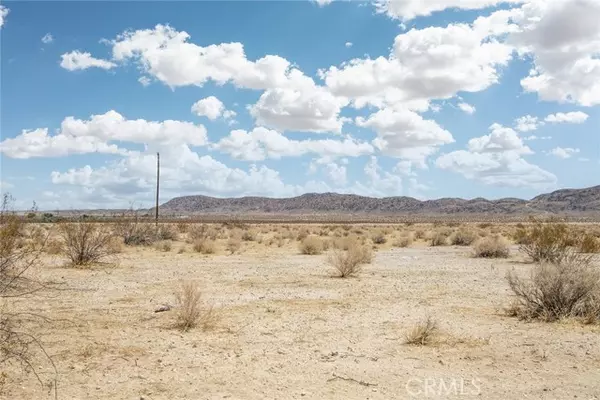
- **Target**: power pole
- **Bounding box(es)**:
[155,152,160,226]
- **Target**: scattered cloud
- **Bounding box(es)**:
[436,123,556,188]
[544,111,589,124]
[60,51,116,71]
[513,0,600,106]
[41,33,54,44]
[0,111,207,158]
[514,115,541,132]
[457,102,476,115]
[191,96,236,121]
[345,42,353,48]
[0,5,8,28]
[356,108,454,162]
[213,127,373,161]
[372,0,524,21]
[547,147,580,159]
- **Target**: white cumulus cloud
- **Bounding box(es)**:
[191,96,236,121]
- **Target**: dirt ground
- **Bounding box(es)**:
[5,224,600,400]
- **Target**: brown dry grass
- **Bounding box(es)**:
[404,317,439,346]
[173,282,219,332]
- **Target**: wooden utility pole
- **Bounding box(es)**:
[155,152,160,225]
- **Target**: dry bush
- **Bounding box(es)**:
[393,235,413,248]
[352,244,373,264]
[414,229,426,240]
[174,282,218,332]
[477,222,493,229]
[299,236,323,255]
[193,239,216,254]
[45,239,63,255]
[449,229,477,246]
[507,255,600,323]
[372,232,387,245]
[473,235,510,258]
[156,224,178,241]
[176,222,189,233]
[430,232,448,246]
[226,237,242,254]
[189,224,215,242]
[328,249,361,278]
[241,230,257,242]
[516,219,579,263]
[578,235,600,254]
[115,218,156,246]
[404,317,439,346]
[59,222,117,266]
[1,195,56,396]
[154,240,172,252]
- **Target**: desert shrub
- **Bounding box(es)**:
[156,224,178,241]
[414,229,426,240]
[449,229,477,246]
[193,239,216,254]
[176,222,189,233]
[516,219,580,263]
[299,236,323,255]
[477,222,493,229]
[328,249,361,278]
[45,238,63,255]
[352,244,373,264]
[507,256,600,323]
[241,230,257,242]
[372,232,387,245]
[116,219,156,246]
[1,195,56,395]
[473,235,510,258]
[226,237,242,254]
[174,282,217,332]
[404,317,439,346]
[296,229,309,241]
[59,222,117,266]
[393,235,413,248]
[430,232,448,246]
[578,234,600,253]
[189,224,210,241]
[154,240,173,252]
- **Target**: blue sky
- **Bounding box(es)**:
[1,0,599,210]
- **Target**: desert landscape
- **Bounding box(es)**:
[3,211,600,399]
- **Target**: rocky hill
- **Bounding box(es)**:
[158,185,600,216]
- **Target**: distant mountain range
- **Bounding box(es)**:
[158,185,600,216]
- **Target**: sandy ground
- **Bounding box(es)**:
[5,235,600,400]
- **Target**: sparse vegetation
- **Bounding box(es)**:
[430,232,448,246]
[174,282,217,332]
[473,235,510,258]
[404,317,439,346]
[393,235,413,248]
[299,236,323,255]
[226,237,242,254]
[193,239,217,254]
[328,244,372,277]
[59,221,118,266]
[372,232,387,244]
[449,229,477,246]
[154,240,173,252]
[507,255,600,323]
[516,219,579,263]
